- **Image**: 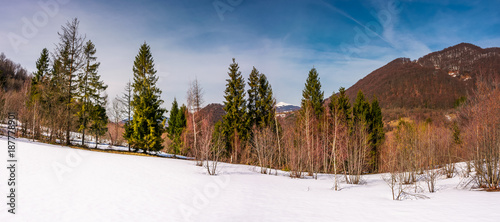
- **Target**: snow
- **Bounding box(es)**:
[1,137,499,221]
[276,102,293,107]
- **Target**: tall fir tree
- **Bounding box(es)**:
[31,48,50,99]
[126,43,166,152]
[89,102,108,148]
[167,98,187,156]
[221,58,247,162]
[334,87,351,122]
[257,73,276,128]
[352,90,370,125]
[301,68,324,119]
[76,40,107,146]
[247,67,260,128]
[54,18,85,145]
[29,48,50,140]
[369,95,384,172]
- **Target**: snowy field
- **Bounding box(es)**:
[1,137,499,222]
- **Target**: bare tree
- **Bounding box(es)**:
[463,78,500,190]
[107,96,124,146]
[187,78,204,163]
[252,126,277,174]
[117,80,132,151]
[199,119,225,176]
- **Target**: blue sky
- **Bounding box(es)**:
[1,0,499,109]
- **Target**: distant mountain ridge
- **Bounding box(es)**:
[345,43,500,109]
[276,102,300,113]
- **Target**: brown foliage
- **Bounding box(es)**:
[461,78,500,190]
[346,43,500,110]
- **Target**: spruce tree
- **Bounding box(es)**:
[89,102,108,148]
[221,58,247,161]
[76,40,106,146]
[247,67,260,128]
[334,87,351,122]
[301,68,324,119]
[352,90,370,125]
[167,98,187,156]
[54,18,85,145]
[127,43,166,152]
[369,95,384,172]
[257,73,276,128]
[29,48,50,140]
[32,48,50,97]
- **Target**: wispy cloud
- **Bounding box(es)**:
[1,0,499,109]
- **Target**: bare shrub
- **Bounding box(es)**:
[462,79,500,190]
[252,126,276,174]
[199,119,225,176]
[344,121,369,184]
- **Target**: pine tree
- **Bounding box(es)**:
[167,98,187,156]
[334,87,351,122]
[54,18,85,145]
[89,102,108,148]
[301,68,324,119]
[353,90,370,125]
[43,55,66,142]
[127,42,166,152]
[76,40,106,147]
[32,48,50,97]
[29,48,50,140]
[247,67,260,128]
[369,95,384,172]
[221,58,247,162]
[257,73,276,128]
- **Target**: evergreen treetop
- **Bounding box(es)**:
[353,90,370,125]
[221,58,248,158]
[301,68,324,118]
[127,42,166,152]
[247,67,260,128]
[257,73,276,128]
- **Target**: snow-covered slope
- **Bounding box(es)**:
[1,138,499,222]
[276,102,300,113]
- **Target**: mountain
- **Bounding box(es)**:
[276,102,300,113]
[345,43,500,109]
[199,103,225,125]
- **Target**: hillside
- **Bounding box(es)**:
[1,137,499,221]
[199,103,225,125]
[345,43,500,109]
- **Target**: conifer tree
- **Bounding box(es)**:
[301,68,324,119]
[54,18,85,145]
[257,73,276,128]
[89,102,108,148]
[353,90,370,125]
[32,48,50,97]
[335,87,351,122]
[42,59,62,142]
[247,67,260,128]
[221,58,247,162]
[369,95,384,172]
[167,98,187,156]
[127,43,166,152]
[29,48,50,140]
[76,40,106,146]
